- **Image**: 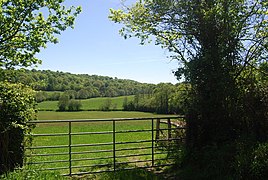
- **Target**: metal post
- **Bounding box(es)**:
[68,121,72,176]
[113,119,116,172]
[151,118,154,167]
[155,119,160,142]
[167,118,171,141]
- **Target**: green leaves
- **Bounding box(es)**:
[110,0,268,78]
[0,82,36,133]
[0,0,81,69]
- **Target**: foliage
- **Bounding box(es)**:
[0,0,81,176]
[110,0,268,178]
[176,143,236,179]
[57,93,82,111]
[58,94,69,111]
[110,0,268,140]
[123,83,189,114]
[35,91,49,103]
[68,99,82,111]
[2,69,156,99]
[0,167,67,180]
[0,82,36,174]
[250,142,268,178]
[175,141,268,179]
[99,98,113,111]
[38,95,134,111]
[0,0,81,70]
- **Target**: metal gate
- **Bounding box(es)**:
[25,116,185,176]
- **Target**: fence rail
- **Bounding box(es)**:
[25,116,185,176]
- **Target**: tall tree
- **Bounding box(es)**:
[0,0,81,174]
[110,0,268,147]
[152,83,174,114]
[0,0,81,70]
[110,1,268,177]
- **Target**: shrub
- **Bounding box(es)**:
[58,94,69,111]
[35,91,48,102]
[250,143,268,179]
[0,82,36,174]
[68,99,82,111]
[99,98,112,111]
[58,94,82,111]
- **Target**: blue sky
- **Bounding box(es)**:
[36,0,179,84]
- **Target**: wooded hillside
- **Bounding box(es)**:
[1,69,156,97]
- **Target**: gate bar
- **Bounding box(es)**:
[151,118,154,166]
[69,121,72,176]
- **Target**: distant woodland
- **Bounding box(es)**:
[1,69,156,97]
[0,69,190,114]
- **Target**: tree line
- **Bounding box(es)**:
[123,83,190,115]
[0,69,156,102]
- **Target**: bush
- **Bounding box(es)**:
[99,98,112,111]
[35,91,48,102]
[68,99,82,111]
[58,94,82,111]
[0,82,36,174]
[178,144,236,179]
[58,94,69,111]
[177,140,268,180]
[250,143,268,179]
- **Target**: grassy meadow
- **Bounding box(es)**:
[37,111,173,120]
[28,116,175,175]
[29,96,179,176]
[37,95,134,111]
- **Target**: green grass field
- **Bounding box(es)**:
[37,111,172,120]
[37,95,134,111]
[29,111,179,175]
[32,93,179,176]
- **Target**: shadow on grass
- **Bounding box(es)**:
[72,168,165,180]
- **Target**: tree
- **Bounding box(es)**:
[110,0,268,142]
[65,90,77,99]
[110,0,268,178]
[0,1,81,174]
[99,98,112,111]
[58,93,82,111]
[152,83,174,114]
[68,99,82,111]
[169,83,190,114]
[58,93,69,111]
[0,0,81,70]
[77,88,90,99]
[35,91,48,102]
